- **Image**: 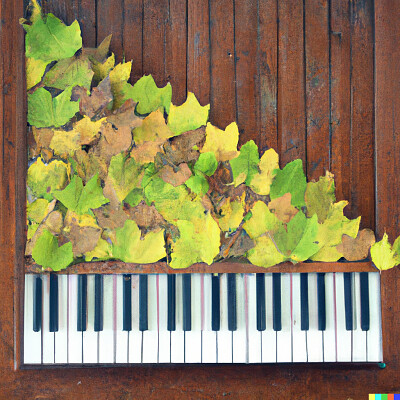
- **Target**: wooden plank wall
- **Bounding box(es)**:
[0,0,399,398]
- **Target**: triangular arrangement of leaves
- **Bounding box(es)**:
[23,2,400,272]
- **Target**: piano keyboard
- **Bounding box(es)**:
[23,272,383,364]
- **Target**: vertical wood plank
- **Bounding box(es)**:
[277,0,306,166]
[187,0,211,107]
[234,0,258,147]
[305,0,330,181]
[257,0,278,152]
[209,0,236,129]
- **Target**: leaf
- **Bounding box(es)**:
[200,122,239,162]
[230,140,260,186]
[32,229,73,271]
[27,157,70,200]
[131,138,166,164]
[109,61,132,110]
[27,198,55,224]
[268,193,299,223]
[170,213,220,269]
[167,92,210,135]
[124,188,144,207]
[246,235,286,268]
[85,238,113,261]
[217,194,245,232]
[28,86,80,128]
[26,57,48,90]
[243,201,281,239]
[371,233,400,271]
[53,174,109,214]
[129,75,172,115]
[113,220,166,263]
[305,171,336,223]
[270,159,307,209]
[126,202,167,232]
[23,13,82,63]
[250,148,279,195]
[185,174,209,195]
[159,163,192,187]
[393,235,400,256]
[194,152,218,176]
[91,53,115,83]
[336,229,376,261]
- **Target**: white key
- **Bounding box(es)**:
[185,274,202,363]
[68,275,82,363]
[217,274,233,363]
[128,275,142,363]
[171,274,185,363]
[99,275,114,363]
[276,273,292,362]
[336,273,352,362]
[367,272,383,362]
[291,273,307,362]
[142,275,158,363]
[352,273,367,361]
[323,273,336,362]
[247,274,261,363]
[233,274,247,363]
[115,275,128,363]
[307,273,324,362]
[262,274,276,363]
[24,274,42,364]
[202,274,217,363]
[42,275,55,364]
[55,275,68,363]
[83,275,98,363]
[158,274,170,363]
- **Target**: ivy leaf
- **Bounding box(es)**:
[26,57,49,90]
[250,148,279,195]
[246,235,286,268]
[170,213,220,269]
[113,220,165,263]
[230,140,260,186]
[32,229,73,271]
[28,86,80,128]
[270,159,307,208]
[167,92,210,135]
[53,174,109,214]
[371,233,400,271]
[243,201,281,239]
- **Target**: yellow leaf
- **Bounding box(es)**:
[26,57,48,90]
[73,116,105,144]
[92,53,115,83]
[250,148,279,195]
[370,232,400,271]
[246,235,286,268]
[243,201,281,239]
[85,238,112,261]
[218,193,245,232]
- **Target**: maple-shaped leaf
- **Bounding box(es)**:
[26,57,48,90]
[250,148,279,195]
[230,140,260,186]
[268,193,298,223]
[91,53,115,83]
[28,86,80,128]
[159,163,192,187]
[185,152,218,195]
[129,75,172,115]
[23,12,82,63]
[82,34,112,63]
[305,171,336,223]
[246,235,286,268]
[270,159,307,209]
[85,237,112,262]
[32,229,73,271]
[53,173,109,214]
[243,201,281,239]
[336,229,376,261]
[131,138,166,164]
[167,92,210,135]
[27,157,70,201]
[170,213,220,269]
[217,194,245,232]
[109,61,133,109]
[370,233,400,271]
[200,122,239,162]
[113,220,166,263]
[27,198,55,224]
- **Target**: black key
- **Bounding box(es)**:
[360,272,370,331]
[167,274,176,331]
[77,275,87,332]
[343,272,353,331]
[49,274,58,332]
[300,273,309,331]
[272,273,281,331]
[211,274,220,331]
[139,274,148,331]
[94,275,103,332]
[182,274,191,331]
[317,273,326,331]
[33,275,42,332]
[227,273,237,331]
[123,275,132,331]
[256,273,266,331]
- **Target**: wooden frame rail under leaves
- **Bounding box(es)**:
[22,1,400,276]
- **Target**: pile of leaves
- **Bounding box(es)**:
[22,1,400,272]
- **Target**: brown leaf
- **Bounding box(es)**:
[31,127,54,159]
[130,138,166,164]
[126,202,167,232]
[219,229,255,259]
[159,163,192,187]
[107,99,142,131]
[93,204,128,231]
[208,163,233,195]
[336,228,376,261]
[268,193,299,223]
[72,149,108,182]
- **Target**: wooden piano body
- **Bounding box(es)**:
[1,0,400,398]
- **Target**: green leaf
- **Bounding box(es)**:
[230,140,260,186]
[246,235,286,268]
[108,61,133,109]
[185,174,209,195]
[243,201,281,239]
[194,152,218,176]
[167,92,210,135]
[113,220,165,263]
[129,75,172,115]
[124,188,144,207]
[32,229,74,271]
[270,159,307,208]
[26,57,49,90]
[53,174,109,214]
[23,13,82,63]
[393,235,400,256]
[370,233,400,271]
[28,86,80,128]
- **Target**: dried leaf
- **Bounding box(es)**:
[268,193,299,223]
[336,229,376,261]
[159,163,192,187]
